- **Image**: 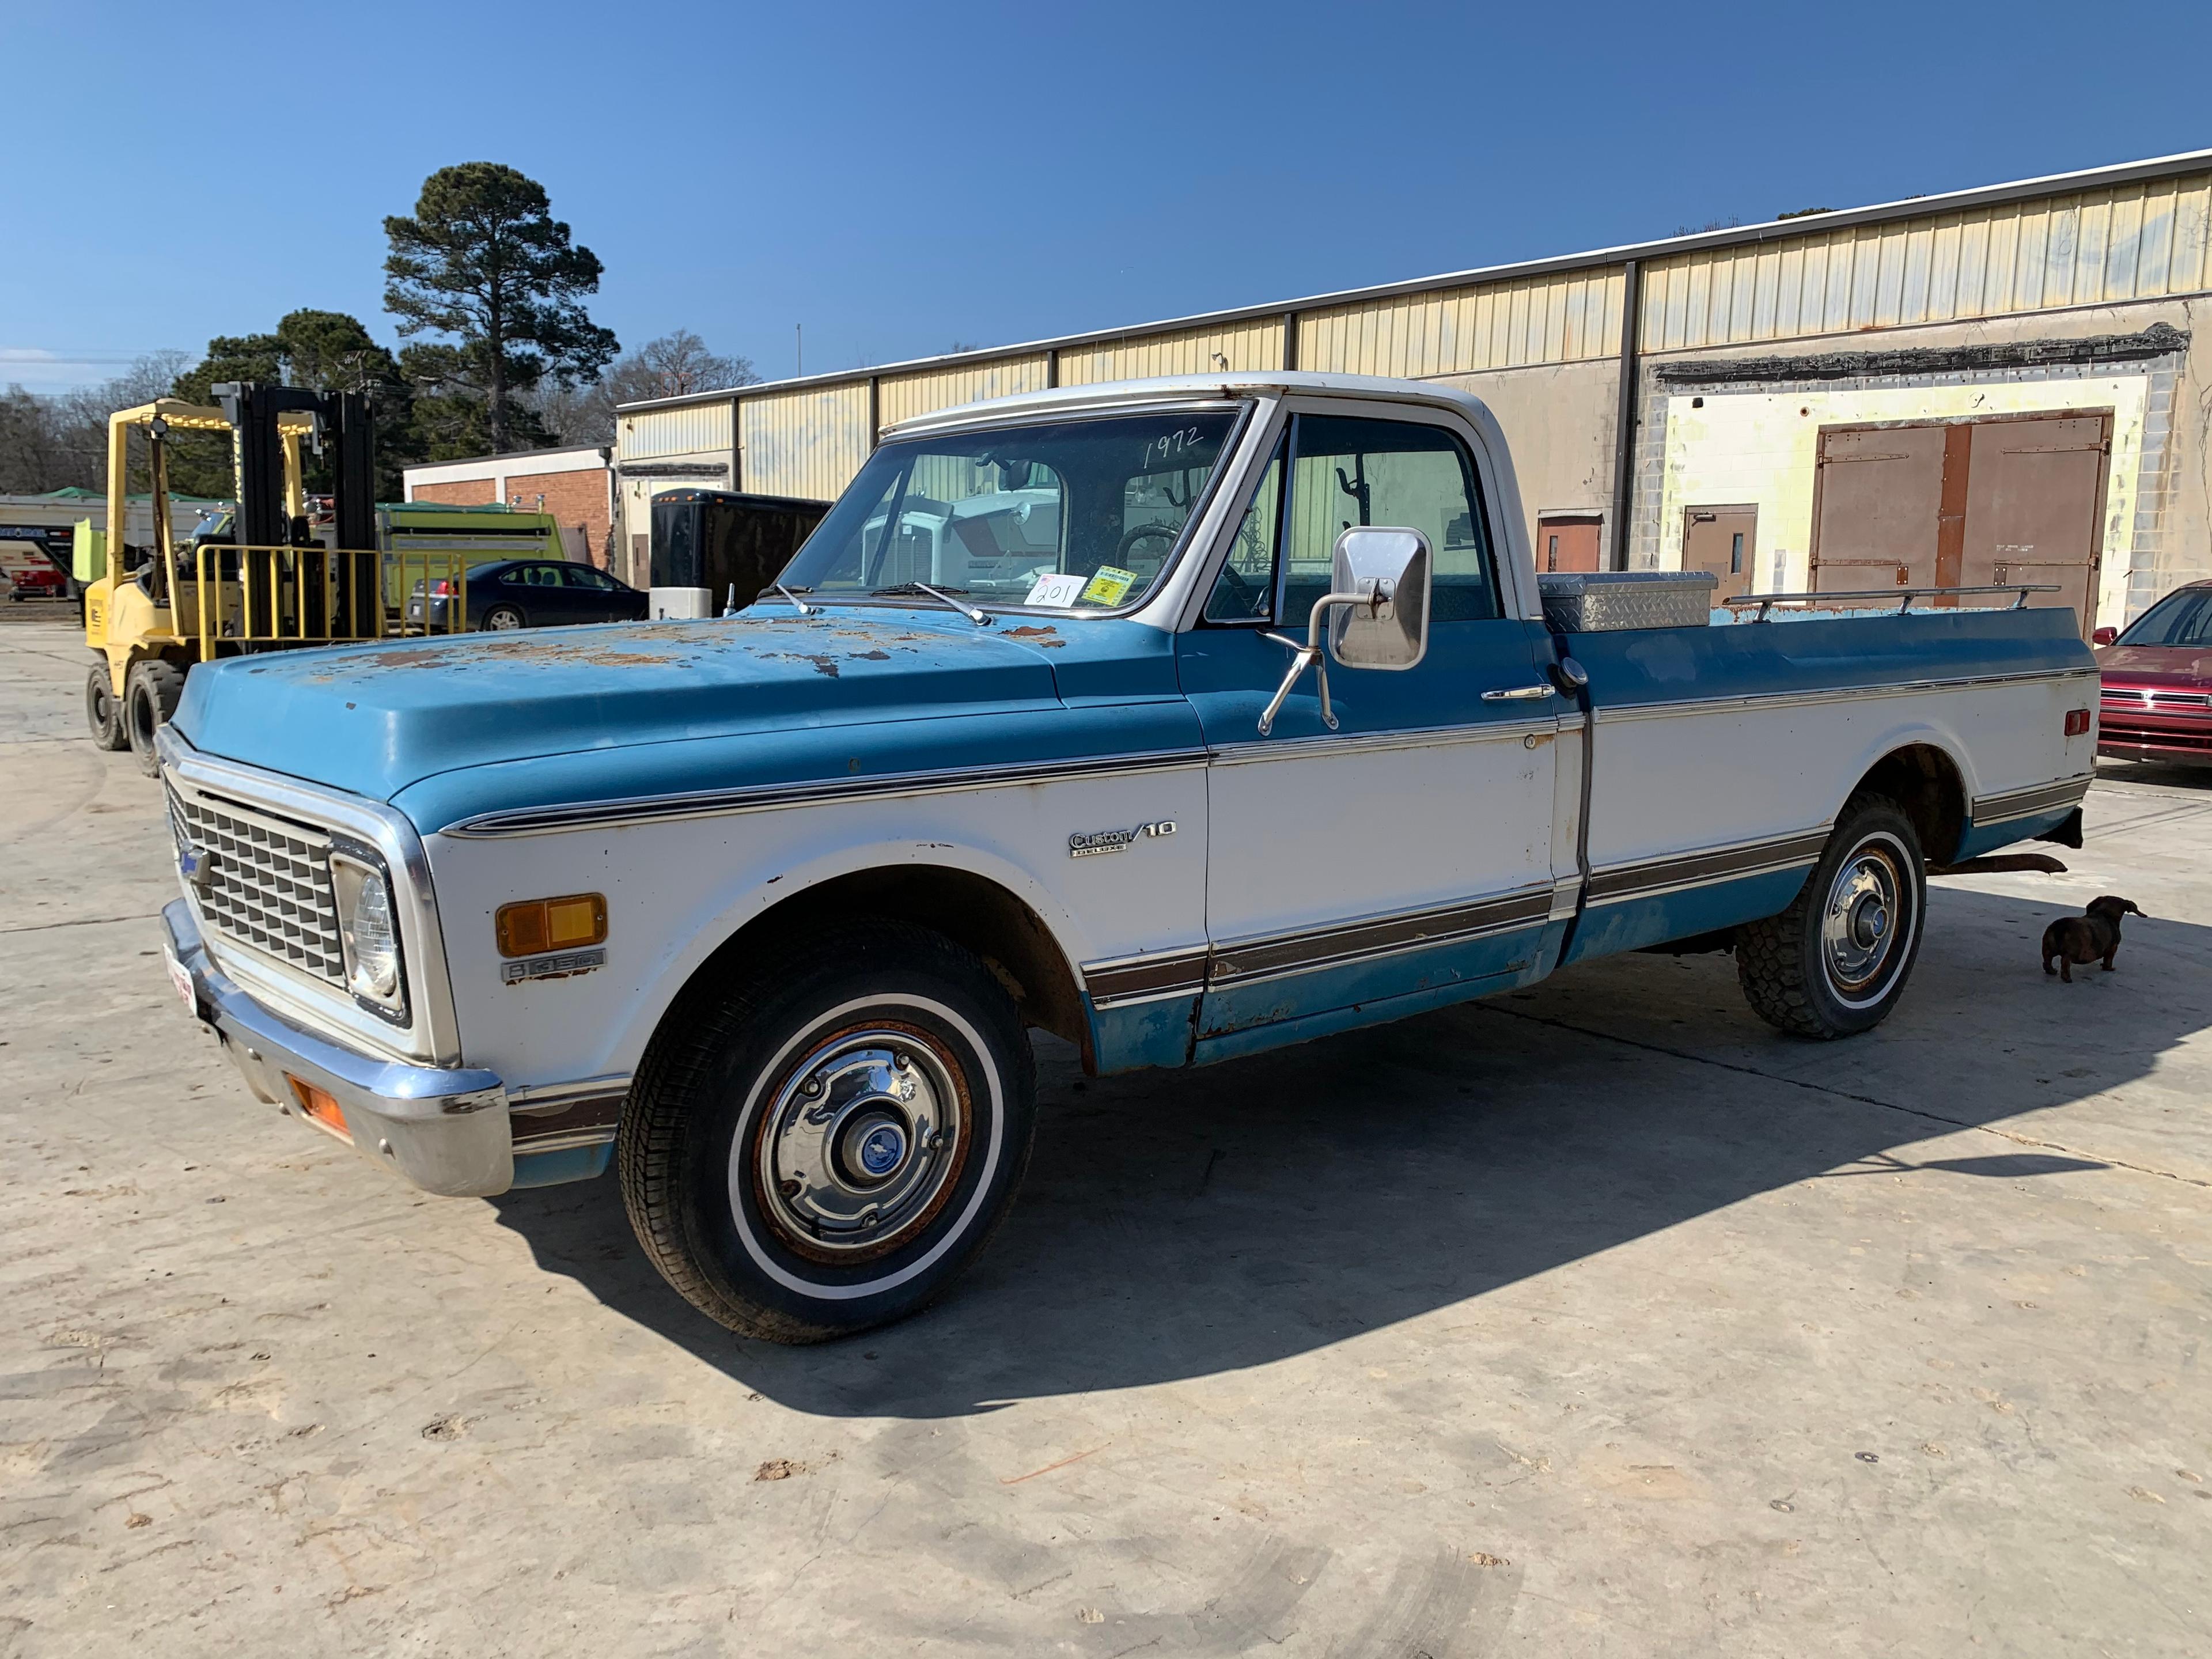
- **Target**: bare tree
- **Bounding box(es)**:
[0,351,196,495]
[528,331,757,446]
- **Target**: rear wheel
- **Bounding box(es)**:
[124,659,185,778]
[1737,793,1925,1039]
[619,920,1037,1342]
[86,664,128,750]
[481,604,524,631]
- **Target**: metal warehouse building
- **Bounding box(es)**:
[614,149,2212,634]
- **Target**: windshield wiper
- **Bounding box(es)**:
[873,582,991,626]
[771,581,819,618]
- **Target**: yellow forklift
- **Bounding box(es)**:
[82,384,463,774]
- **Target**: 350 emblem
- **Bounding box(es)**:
[1069,820,1177,858]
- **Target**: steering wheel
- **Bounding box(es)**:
[1117,521,1180,564]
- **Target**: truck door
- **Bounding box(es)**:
[1176,406,1565,1057]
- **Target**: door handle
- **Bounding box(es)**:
[1482,683,1558,701]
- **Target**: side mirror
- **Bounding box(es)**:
[1328,527,1431,671]
[1255,526,1433,735]
[2091,626,2118,646]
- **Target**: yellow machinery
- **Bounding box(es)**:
[82,384,465,774]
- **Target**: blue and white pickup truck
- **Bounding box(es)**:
[156,372,2096,1340]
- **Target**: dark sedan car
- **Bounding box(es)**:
[408,559,650,632]
[2095,579,2212,767]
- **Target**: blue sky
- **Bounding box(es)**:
[5,0,2207,393]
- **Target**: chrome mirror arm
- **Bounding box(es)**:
[1254,581,1390,736]
[1257,633,1323,737]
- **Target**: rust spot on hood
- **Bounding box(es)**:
[1002,625,1066,648]
[278,631,708,680]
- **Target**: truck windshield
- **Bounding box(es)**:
[778,408,1241,612]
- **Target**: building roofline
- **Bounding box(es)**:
[401,442,612,476]
[616,146,2212,419]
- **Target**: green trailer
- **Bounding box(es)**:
[139,499,571,618]
[373,502,570,611]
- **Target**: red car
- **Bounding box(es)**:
[6,565,66,601]
[2095,579,2212,767]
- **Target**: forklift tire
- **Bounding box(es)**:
[86,665,129,751]
[124,660,185,778]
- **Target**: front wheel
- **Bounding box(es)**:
[619,921,1037,1342]
[124,659,185,778]
[1736,792,1926,1039]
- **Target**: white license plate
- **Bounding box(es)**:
[161,946,196,1015]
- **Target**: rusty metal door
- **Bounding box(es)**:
[1537,514,1603,574]
[1681,505,1757,601]
[1809,423,1948,592]
[1959,412,2111,638]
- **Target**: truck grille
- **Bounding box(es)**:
[166,786,346,985]
[2102,687,2212,711]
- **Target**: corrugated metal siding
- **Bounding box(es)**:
[616,401,732,461]
[1300,268,1626,377]
[1640,173,2212,353]
[739,384,872,501]
[879,355,1051,427]
[1055,317,1286,385]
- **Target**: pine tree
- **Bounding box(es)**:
[382,164,617,454]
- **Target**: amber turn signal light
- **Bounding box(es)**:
[495,893,608,958]
[285,1075,351,1141]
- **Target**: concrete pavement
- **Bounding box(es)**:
[2,613,2206,1656]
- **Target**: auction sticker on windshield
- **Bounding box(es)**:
[1081,566,1138,606]
[1024,572,1087,608]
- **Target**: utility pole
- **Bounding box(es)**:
[796,323,803,378]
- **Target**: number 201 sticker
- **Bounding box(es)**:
[1024,572,1087,607]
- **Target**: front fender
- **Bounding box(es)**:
[419,762,1208,1096]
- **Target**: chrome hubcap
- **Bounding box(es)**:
[489,610,521,630]
[754,1025,964,1259]
[1821,841,1907,998]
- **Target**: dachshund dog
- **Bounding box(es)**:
[2041,896,2145,982]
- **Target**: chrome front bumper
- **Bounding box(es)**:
[164,900,516,1196]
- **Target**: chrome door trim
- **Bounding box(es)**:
[1206,886,1556,989]
[1204,713,1566,767]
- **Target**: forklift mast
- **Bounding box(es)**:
[211,382,377,639]
[211,382,376,551]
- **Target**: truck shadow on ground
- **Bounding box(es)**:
[487,883,2210,1417]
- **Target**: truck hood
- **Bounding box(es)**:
[172,609,1133,809]
[2099,643,2212,688]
